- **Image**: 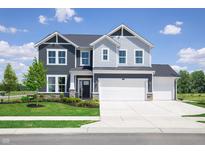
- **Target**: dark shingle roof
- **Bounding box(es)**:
[152,64,179,77]
[63,34,102,47]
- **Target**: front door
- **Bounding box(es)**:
[79,80,90,99]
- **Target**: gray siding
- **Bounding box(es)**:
[93,38,117,67]
[93,36,151,68]
[38,43,76,92]
[113,37,151,67]
[94,74,152,92]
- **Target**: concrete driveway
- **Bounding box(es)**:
[82,101,205,130]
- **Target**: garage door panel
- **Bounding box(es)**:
[153,77,175,100]
[99,79,147,101]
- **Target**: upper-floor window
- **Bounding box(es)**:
[58,51,66,64]
[119,50,127,64]
[80,51,90,66]
[135,50,143,64]
[47,75,67,93]
[47,49,67,65]
[101,48,109,61]
[48,51,56,64]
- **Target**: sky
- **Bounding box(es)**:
[0,8,205,82]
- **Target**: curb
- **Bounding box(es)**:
[1,128,205,134]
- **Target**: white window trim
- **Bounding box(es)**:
[80,50,90,66]
[47,49,67,65]
[118,49,127,65]
[134,49,144,65]
[46,75,67,93]
[101,48,109,62]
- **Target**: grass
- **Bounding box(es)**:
[0,102,99,116]
[0,120,95,128]
[178,93,205,117]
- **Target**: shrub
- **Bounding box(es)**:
[0,99,3,103]
[21,96,31,103]
[77,99,99,108]
[61,97,81,105]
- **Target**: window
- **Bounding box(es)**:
[47,75,67,93]
[119,50,126,64]
[102,49,109,61]
[135,50,143,64]
[58,51,66,64]
[48,77,56,92]
[48,51,56,64]
[80,51,90,66]
[58,77,66,92]
[47,49,67,65]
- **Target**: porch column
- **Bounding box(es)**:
[69,74,76,97]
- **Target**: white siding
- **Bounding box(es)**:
[153,77,175,100]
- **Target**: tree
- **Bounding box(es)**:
[2,64,18,102]
[177,70,191,93]
[23,58,47,105]
[190,70,205,93]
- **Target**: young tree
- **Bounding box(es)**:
[2,63,18,102]
[23,58,46,105]
[190,70,205,93]
[177,70,191,93]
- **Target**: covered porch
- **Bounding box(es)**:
[69,68,93,99]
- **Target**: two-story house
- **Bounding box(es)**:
[35,24,179,101]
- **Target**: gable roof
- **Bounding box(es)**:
[107,24,154,48]
[34,32,79,48]
[90,35,120,47]
[152,64,179,77]
[63,34,102,47]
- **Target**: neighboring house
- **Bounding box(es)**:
[35,24,179,101]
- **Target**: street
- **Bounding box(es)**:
[0,133,205,145]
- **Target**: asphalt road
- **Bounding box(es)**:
[0,133,205,145]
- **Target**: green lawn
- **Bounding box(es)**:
[0,102,99,116]
[178,93,205,108]
[178,93,205,118]
[0,120,95,128]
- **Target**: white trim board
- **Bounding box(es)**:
[107,24,154,48]
[90,35,120,47]
[35,32,79,48]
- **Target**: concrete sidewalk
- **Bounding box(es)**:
[1,127,205,134]
[0,116,100,121]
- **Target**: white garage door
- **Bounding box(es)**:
[153,77,175,100]
[99,78,147,101]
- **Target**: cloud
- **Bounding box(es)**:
[0,24,28,34]
[177,47,205,65]
[171,65,187,73]
[39,8,83,24]
[39,15,47,24]
[0,40,37,60]
[55,8,76,23]
[175,21,183,26]
[0,40,37,82]
[74,16,83,23]
[160,21,183,35]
